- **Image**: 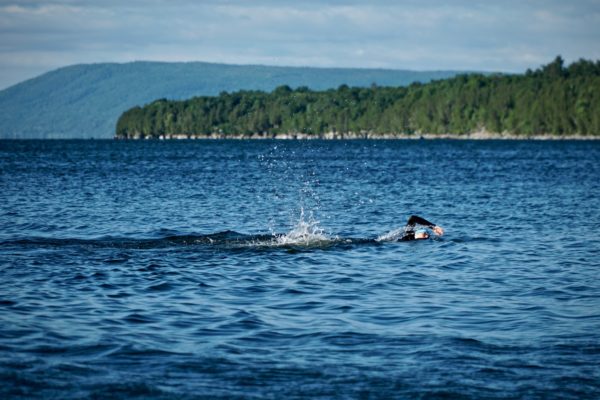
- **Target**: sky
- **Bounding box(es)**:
[0,0,599,89]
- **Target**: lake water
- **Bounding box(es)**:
[1,139,599,399]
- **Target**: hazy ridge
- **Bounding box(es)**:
[0,62,463,139]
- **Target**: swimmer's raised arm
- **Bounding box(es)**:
[406,215,435,228]
[405,215,444,237]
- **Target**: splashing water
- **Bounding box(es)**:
[258,143,326,237]
[275,208,333,246]
[376,227,406,242]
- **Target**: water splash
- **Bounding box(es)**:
[275,208,333,246]
[376,227,405,242]
[257,143,325,236]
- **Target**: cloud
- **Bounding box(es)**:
[0,0,599,89]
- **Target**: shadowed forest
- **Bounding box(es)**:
[116,57,600,138]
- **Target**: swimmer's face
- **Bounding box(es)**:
[415,231,429,240]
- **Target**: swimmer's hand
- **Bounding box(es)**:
[432,226,444,236]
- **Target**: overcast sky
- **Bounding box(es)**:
[0,0,599,89]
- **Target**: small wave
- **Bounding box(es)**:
[0,231,338,251]
[0,231,248,250]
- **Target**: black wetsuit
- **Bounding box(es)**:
[399,215,437,241]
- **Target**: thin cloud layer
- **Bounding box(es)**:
[1,0,599,89]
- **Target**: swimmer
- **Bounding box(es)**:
[399,215,444,241]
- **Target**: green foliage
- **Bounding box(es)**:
[116,58,600,138]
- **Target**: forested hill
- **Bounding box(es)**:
[116,57,600,139]
[0,62,463,139]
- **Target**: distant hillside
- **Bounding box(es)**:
[0,62,466,139]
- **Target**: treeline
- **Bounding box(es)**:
[116,57,600,138]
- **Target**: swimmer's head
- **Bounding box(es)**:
[414,229,429,240]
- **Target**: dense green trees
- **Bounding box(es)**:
[116,57,600,138]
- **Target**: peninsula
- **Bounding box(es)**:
[116,57,600,140]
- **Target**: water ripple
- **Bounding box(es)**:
[1,140,599,398]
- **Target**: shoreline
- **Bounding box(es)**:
[117,131,600,141]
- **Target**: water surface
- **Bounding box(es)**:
[1,140,599,399]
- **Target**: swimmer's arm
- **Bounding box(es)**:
[406,215,435,228]
[406,215,444,236]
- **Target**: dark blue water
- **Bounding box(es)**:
[1,140,599,399]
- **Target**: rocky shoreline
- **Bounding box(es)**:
[119,131,600,140]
